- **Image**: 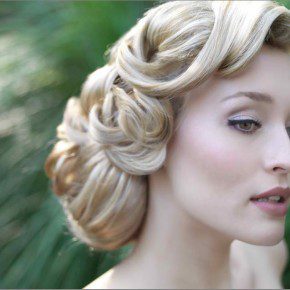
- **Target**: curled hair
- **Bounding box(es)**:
[44,1,290,251]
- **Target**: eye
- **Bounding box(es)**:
[227,117,262,135]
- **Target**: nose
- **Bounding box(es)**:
[265,128,290,176]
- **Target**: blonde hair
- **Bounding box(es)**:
[44,0,290,251]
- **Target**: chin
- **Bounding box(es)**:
[236,224,285,246]
[247,234,284,247]
[262,234,285,246]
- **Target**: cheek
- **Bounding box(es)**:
[205,143,241,175]
[176,119,247,186]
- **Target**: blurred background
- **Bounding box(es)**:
[0,1,290,288]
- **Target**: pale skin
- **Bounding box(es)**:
[230,239,288,289]
[84,239,288,289]
[84,44,290,289]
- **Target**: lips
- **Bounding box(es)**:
[250,186,290,202]
[250,186,290,217]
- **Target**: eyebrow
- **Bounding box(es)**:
[220,91,273,104]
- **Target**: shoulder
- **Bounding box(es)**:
[231,239,288,289]
[83,257,139,289]
[240,239,288,275]
[267,239,288,274]
[83,269,115,289]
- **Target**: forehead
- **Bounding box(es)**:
[183,45,290,110]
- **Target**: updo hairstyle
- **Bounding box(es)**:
[44,1,290,251]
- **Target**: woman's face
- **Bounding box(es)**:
[165,45,290,245]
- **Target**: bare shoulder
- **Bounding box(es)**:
[262,239,288,274]
[236,239,288,275]
[83,256,138,289]
[83,269,115,289]
[231,239,288,289]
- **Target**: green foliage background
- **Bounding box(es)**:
[0,1,289,288]
[0,1,154,288]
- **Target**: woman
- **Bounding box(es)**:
[44,1,290,288]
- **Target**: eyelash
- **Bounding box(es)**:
[227,117,262,135]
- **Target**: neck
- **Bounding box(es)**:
[111,169,233,289]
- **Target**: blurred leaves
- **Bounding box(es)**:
[0,1,154,288]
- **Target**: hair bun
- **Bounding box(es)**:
[45,0,290,251]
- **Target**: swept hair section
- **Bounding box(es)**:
[44,1,290,251]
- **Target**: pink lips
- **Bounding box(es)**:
[250,200,288,217]
[251,186,290,201]
[250,186,290,217]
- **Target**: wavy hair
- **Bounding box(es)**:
[44,1,290,251]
